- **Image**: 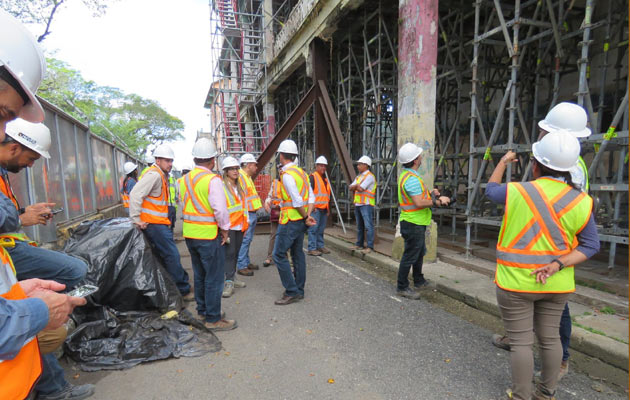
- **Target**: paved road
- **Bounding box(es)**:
[66,234,625,400]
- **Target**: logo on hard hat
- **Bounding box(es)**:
[18,132,37,145]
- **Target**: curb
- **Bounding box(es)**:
[324,234,629,373]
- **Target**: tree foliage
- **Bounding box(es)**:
[38,58,184,156]
[0,0,112,42]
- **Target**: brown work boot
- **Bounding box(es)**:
[307,250,322,256]
[274,294,301,305]
[557,360,569,381]
[204,319,238,331]
[491,334,511,351]
[248,263,259,270]
[361,248,372,254]
[318,247,331,254]
[197,310,226,321]
[351,245,363,250]
[237,268,254,276]
[532,385,556,400]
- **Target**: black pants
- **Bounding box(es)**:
[397,220,427,290]
[168,206,176,231]
[225,230,244,281]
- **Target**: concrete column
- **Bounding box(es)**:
[392,0,439,262]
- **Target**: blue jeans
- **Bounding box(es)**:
[35,353,67,395]
[397,221,428,290]
[185,238,225,323]
[307,208,327,250]
[560,302,571,361]
[11,241,87,290]
[144,223,191,295]
[272,220,307,297]
[355,205,374,249]
[237,212,258,270]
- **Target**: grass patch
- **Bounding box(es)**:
[600,306,616,315]
[573,321,629,344]
[575,279,616,295]
[583,311,592,316]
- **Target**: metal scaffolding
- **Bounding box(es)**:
[208,0,268,158]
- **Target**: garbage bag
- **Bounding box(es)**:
[62,218,221,370]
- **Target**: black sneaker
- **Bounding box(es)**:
[396,288,422,300]
[37,384,95,400]
[414,280,431,290]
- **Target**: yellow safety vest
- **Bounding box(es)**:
[168,175,177,209]
[353,171,376,206]
[398,169,431,226]
[180,167,219,240]
[495,178,593,293]
[279,165,309,225]
[238,169,262,212]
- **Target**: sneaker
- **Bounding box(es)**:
[361,248,372,254]
[222,281,234,298]
[318,247,331,254]
[37,383,95,400]
[351,245,363,250]
[532,385,556,400]
[492,334,511,351]
[557,360,569,381]
[181,292,195,302]
[414,280,431,290]
[396,288,421,300]
[237,268,254,276]
[233,279,246,288]
[204,319,238,331]
[307,250,322,256]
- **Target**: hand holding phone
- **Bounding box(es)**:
[67,284,99,298]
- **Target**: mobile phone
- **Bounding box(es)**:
[67,284,99,298]
[51,208,64,215]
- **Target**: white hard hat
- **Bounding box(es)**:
[221,156,239,170]
[239,153,257,164]
[532,130,581,172]
[315,156,328,165]
[398,143,423,164]
[0,10,47,123]
[144,154,155,164]
[5,118,51,158]
[191,138,217,158]
[153,143,175,159]
[123,161,138,175]
[538,102,591,138]
[277,139,298,155]
[357,155,372,166]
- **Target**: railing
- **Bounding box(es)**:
[7,97,142,244]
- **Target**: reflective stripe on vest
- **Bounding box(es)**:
[311,172,330,209]
[238,169,262,211]
[495,178,593,293]
[280,166,309,224]
[180,168,218,240]
[0,173,35,243]
[397,169,431,226]
[578,156,589,192]
[0,247,42,400]
[270,180,282,206]
[168,176,177,208]
[353,171,376,206]
[140,166,171,225]
[0,173,19,210]
[224,182,248,232]
[121,176,135,208]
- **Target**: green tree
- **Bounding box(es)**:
[0,0,113,42]
[38,58,184,156]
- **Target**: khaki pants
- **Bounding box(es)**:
[267,220,278,260]
[37,326,67,354]
[496,286,569,400]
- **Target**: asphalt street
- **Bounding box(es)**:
[65,234,626,400]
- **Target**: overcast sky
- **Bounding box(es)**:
[35,0,213,169]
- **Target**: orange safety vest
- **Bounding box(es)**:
[353,171,376,206]
[0,248,42,400]
[311,172,331,210]
[270,179,282,207]
[0,172,19,210]
[139,165,171,225]
[224,182,249,232]
[121,177,135,208]
[238,170,262,212]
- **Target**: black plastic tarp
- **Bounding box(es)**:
[62,218,221,370]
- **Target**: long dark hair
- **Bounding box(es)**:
[533,159,580,190]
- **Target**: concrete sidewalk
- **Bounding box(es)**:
[324,234,629,382]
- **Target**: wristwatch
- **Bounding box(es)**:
[551,258,565,270]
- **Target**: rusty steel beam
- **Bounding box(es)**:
[255,84,318,174]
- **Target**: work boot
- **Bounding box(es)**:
[307,250,322,256]
[396,288,421,300]
[274,294,301,305]
[532,385,556,400]
[248,263,259,270]
[491,334,511,351]
[351,245,363,250]
[204,319,238,331]
[414,280,431,290]
[181,292,195,302]
[318,247,331,254]
[222,281,234,298]
[557,360,569,380]
[37,383,95,400]
[361,248,372,254]
[237,268,254,276]
[233,279,246,288]
[197,310,226,321]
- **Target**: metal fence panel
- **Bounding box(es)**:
[91,139,117,209]
[76,127,94,213]
[57,116,82,219]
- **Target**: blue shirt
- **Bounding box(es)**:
[402,168,425,197]
[485,180,600,258]
[123,177,137,194]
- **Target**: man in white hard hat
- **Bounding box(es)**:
[236,153,262,276]
[349,155,376,253]
[307,155,331,256]
[272,139,316,305]
[180,139,235,331]
[121,161,138,208]
[129,143,192,300]
[140,154,155,178]
[0,11,90,400]
[395,143,450,300]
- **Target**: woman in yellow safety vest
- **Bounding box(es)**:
[485,130,600,400]
[221,156,248,298]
